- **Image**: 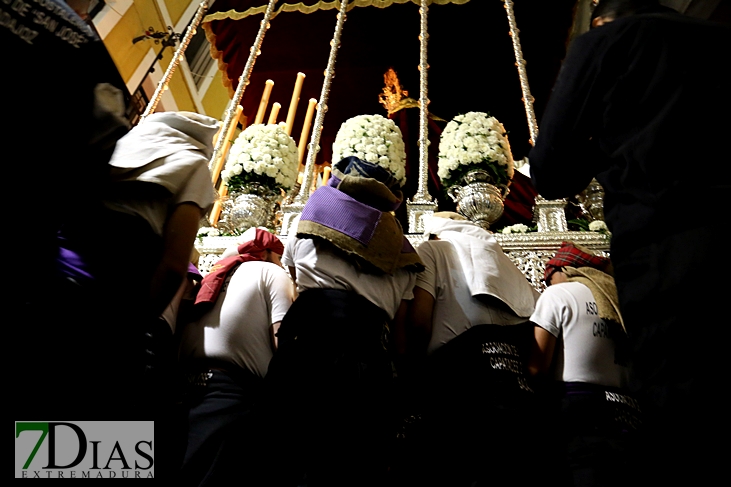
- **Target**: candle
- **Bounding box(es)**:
[297,98,318,171]
[211,105,243,184]
[254,80,274,125]
[297,172,303,185]
[268,102,281,125]
[209,184,229,226]
[212,124,223,147]
[285,72,306,135]
[322,165,331,186]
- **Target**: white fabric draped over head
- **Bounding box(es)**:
[107,111,220,195]
[422,214,538,317]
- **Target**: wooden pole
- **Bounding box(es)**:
[297,98,318,171]
[254,80,274,125]
[211,105,243,185]
[209,185,229,226]
[212,124,223,147]
[284,72,306,135]
[268,102,281,125]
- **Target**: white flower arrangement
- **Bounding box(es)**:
[437,111,515,189]
[589,220,609,233]
[332,114,407,186]
[501,223,531,234]
[196,226,220,239]
[221,124,299,194]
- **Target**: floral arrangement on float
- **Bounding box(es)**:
[437,111,515,229]
[437,111,514,191]
[331,114,407,185]
[501,223,533,234]
[566,218,610,234]
[222,123,299,194]
[496,219,609,235]
[196,226,221,239]
[589,220,609,233]
[218,124,299,233]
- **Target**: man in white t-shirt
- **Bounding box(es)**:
[401,212,539,486]
[282,223,416,321]
[177,228,294,486]
[528,241,640,486]
[255,156,421,486]
[410,213,538,355]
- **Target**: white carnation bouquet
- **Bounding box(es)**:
[589,220,609,233]
[196,226,220,238]
[332,114,407,186]
[222,124,299,193]
[501,223,532,234]
[437,111,515,191]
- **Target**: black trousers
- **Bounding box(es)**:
[252,289,394,487]
[178,366,263,487]
[397,323,542,487]
[554,382,642,487]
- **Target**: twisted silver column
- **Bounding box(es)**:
[406,0,437,234]
[208,0,278,171]
[503,0,568,232]
[503,0,539,145]
[413,0,433,203]
[293,0,349,204]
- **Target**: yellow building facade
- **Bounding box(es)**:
[92,0,229,123]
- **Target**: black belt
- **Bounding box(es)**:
[182,359,262,390]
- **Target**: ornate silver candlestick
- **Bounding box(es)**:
[280,0,350,236]
[503,0,568,232]
[406,0,438,234]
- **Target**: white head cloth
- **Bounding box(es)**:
[422,214,538,317]
[107,111,219,194]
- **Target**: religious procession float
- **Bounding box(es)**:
[139,0,610,292]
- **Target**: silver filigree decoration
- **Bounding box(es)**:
[576,178,606,222]
[196,251,222,276]
[217,186,278,234]
[504,250,552,292]
[195,230,609,287]
[495,231,611,292]
[195,234,290,276]
[278,201,305,237]
[533,196,569,232]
